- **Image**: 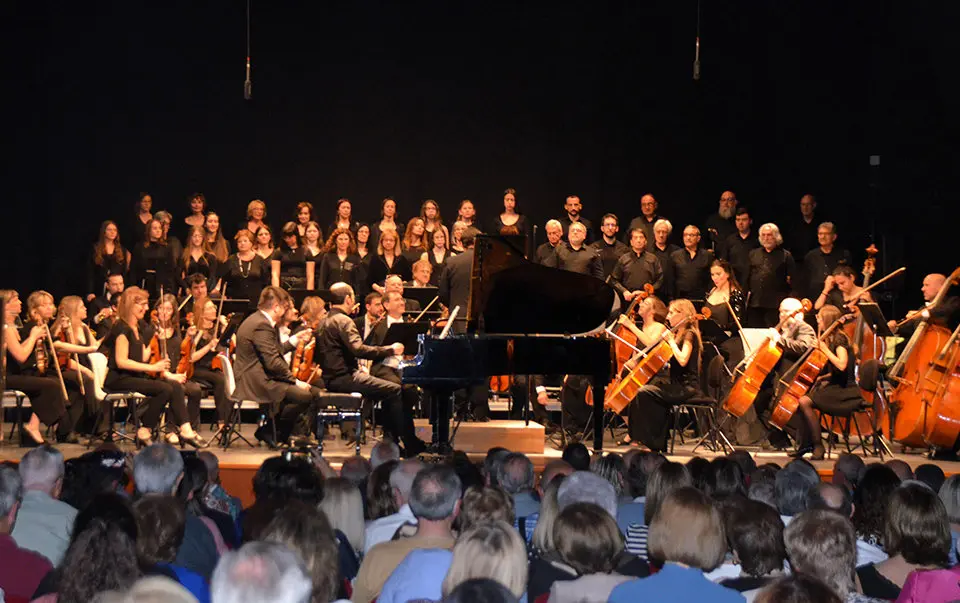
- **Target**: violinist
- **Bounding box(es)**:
[610,228,665,301]
[385,275,421,312]
[318,228,362,292]
[355,292,383,341]
[89,273,124,338]
[153,294,205,445]
[815,265,872,315]
[186,273,209,304]
[628,299,703,452]
[52,295,101,434]
[2,290,76,445]
[612,296,669,445]
[189,297,231,431]
[790,305,862,460]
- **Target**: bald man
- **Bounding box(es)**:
[544,222,603,279]
[889,273,960,337]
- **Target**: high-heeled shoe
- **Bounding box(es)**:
[21,428,44,448]
[788,444,814,458]
[810,444,826,461]
[179,433,207,449]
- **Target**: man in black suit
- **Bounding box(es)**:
[88,273,124,338]
[355,292,383,342]
[316,283,426,456]
[437,227,489,420]
[384,275,421,312]
[233,286,320,445]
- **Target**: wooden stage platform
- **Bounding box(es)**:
[1,420,955,508]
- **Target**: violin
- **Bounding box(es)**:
[604,307,710,414]
[723,299,813,417]
[769,313,854,429]
[146,307,168,379]
[56,314,86,395]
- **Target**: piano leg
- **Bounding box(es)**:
[592,375,606,453]
[427,388,455,455]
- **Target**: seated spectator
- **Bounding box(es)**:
[443,578,518,603]
[937,474,960,565]
[718,499,786,593]
[261,501,342,603]
[727,450,758,480]
[852,464,901,567]
[363,458,423,553]
[885,460,914,482]
[537,460,573,499]
[896,565,960,603]
[591,453,627,501]
[497,453,538,541]
[548,503,634,602]
[134,444,219,579]
[609,487,744,602]
[133,494,211,603]
[781,509,883,603]
[483,447,511,486]
[856,483,951,600]
[352,465,461,603]
[832,453,865,494]
[37,492,141,603]
[914,464,945,494]
[686,456,711,491]
[450,451,485,493]
[706,457,748,501]
[457,485,515,533]
[755,574,842,603]
[9,446,76,567]
[441,521,528,601]
[378,549,453,603]
[338,456,371,492]
[319,477,366,582]
[774,459,820,525]
[370,439,401,470]
[96,575,201,603]
[58,448,128,513]
[197,451,242,523]
[747,466,779,510]
[366,459,400,521]
[616,452,664,534]
[530,475,565,562]
[561,443,590,471]
[625,461,692,559]
[211,541,314,603]
[0,466,52,601]
[807,482,854,519]
[178,456,235,550]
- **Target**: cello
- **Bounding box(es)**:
[607,283,655,376]
[922,322,960,448]
[604,307,710,414]
[889,266,960,447]
[845,245,884,362]
[769,313,854,429]
[723,299,813,417]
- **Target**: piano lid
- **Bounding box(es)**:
[468,234,617,335]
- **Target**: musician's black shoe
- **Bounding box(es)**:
[811,445,826,461]
[254,426,278,449]
[789,444,814,459]
[402,438,429,458]
[57,432,81,445]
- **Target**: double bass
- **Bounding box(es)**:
[923,322,960,448]
[889,266,960,447]
[723,299,812,417]
[769,313,854,429]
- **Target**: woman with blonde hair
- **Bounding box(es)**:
[442,521,528,600]
[261,501,342,603]
[244,199,267,235]
[318,477,365,582]
[450,221,467,254]
[368,229,412,294]
[53,294,101,431]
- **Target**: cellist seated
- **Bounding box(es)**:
[791,305,863,460]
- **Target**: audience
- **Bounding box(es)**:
[10,446,76,567]
[178,455,235,550]
[832,453,865,493]
[363,458,423,553]
[548,503,633,602]
[197,451,241,523]
[530,475,565,562]
[260,501,342,603]
[886,460,915,482]
[625,461,692,559]
[483,447,512,486]
[366,459,400,521]
[561,442,591,471]
[755,574,843,603]
[318,476,365,580]
[916,463,946,493]
[498,453,539,541]
[774,459,821,524]
[852,464,901,566]
[441,521,528,600]
[617,452,663,533]
[0,465,53,601]
[807,481,854,519]
[211,541,314,603]
[718,499,786,594]
[370,439,401,470]
[938,474,960,565]
[444,578,518,603]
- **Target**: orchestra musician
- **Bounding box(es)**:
[407,260,433,289]
[233,286,320,447]
[746,223,796,327]
[703,259,747,367]
[670,225,714,302]
[790,305,862,460]
[355,292,384,342]
[384,275,420,312]
[98,287,196,448]
[87,220,131,302]
[610,228,665,301]
[815,265,873,315]
[888,273,960,338]
[365,290,430,456]
[2,290,78,445]
[152,293,206,445]
[626,299,702,453]
[89,273,124,338]
[189,297,231,432]
[544,222,603,279]
[535,220,563,265]
[590,213,630,279]
[52,295,101,434]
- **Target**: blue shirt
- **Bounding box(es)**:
[617,498,645,535]
[378,549,452,603]
[609,563,745,603]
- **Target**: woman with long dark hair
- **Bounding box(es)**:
[130,218,177,298]
[254,224,276,260]
[371,197,405,245]
[204,212,231,263]
[295,201,317,239]
[88,220,131,301]
[401,217,428,264]
[183,192,207,237]
[318,228,362,291]
[329,198,359,235]
[132,192,154,242]
[491,188,528,236]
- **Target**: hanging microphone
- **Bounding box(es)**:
[244,56,252,100]
[693,37,701,81]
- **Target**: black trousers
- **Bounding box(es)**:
[192,368,229,423]
[369,365,423,449]
[508,376,549,423]
[267,383,325,442]
[454,384,490,420]
[5,374,74,435]
[61,368,97,434]
[629,383,697,452]
[164,380,202,427]
[105,375,183,429]
[559,375,592,432]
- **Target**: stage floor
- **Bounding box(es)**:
[0,421,954,507]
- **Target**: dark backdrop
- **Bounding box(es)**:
[3,1,957,313]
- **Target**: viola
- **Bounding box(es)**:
[769,314,854,429]
[176,334,195,379]
[723,299,813,417]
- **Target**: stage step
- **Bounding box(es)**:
[414,419,545,454]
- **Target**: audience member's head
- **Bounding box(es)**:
[561,443,591,471]
[884,481,951,568]
[591,453,626,499]
[459,485,515,532]
[915,463,946,494]
[705,457,747,500]
[0,465,22,532]
[538,460,573,496]
[938,474,960,527]
[338,455,372,490]
[557,471,617,519]
[97,576,200,603]
[261,501,340,603]
[686,456,711,491]
[531,475,565,554]
[370,439,401,469]
[553,502,624,575]
[442,521,527,599]
[391,458,426,508]
[133,495,186,567]
[754,574,842,603]
[852,464,901,543]
[176,455,210,517]
[366,459,400,520]
[319,476,366,555]
[727,450,758,478]
[251,456,324,506]
[483,447,511,486]
[774,459,820,517]
[724,499,786,578]
[806,482,853,518]
[409,465,462,524]
[451,450,485,493]
[784,510,859,599]
[886,459,914,482]
[644,461,693,525]
[197,450,221,484]
[133,444,184,496]
[61,449,128,511]
[497,453,535,495]
[211,541,314,603]
[648,487,726,572]
[831,453,864,492]
[442,578,518,603]
[748,466,779,510]
[625,452,665,500]
[19,444,65,497]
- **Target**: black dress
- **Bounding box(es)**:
[366,254,412,291]
[370,221,404,247]
[4,322,73,434]
[179,252,220,293]
[490,214,528,236]
[425,249,452,286]
[130,242,178,298]
[855,563,901,601]
[220,254,268,311]
[271,247,309,290]
[810,333,862,415]
[401,246,427,266]
[318,252,363,291]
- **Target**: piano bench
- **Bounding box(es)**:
[316,393,364,455]
[316,392,363,410]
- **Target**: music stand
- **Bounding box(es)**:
[383,323,432,351]
[699,318,730,345]
[856,302,894,337]
[402,286,439,309]
[217,299,251,317]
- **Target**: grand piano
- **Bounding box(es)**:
[401,234,617,452]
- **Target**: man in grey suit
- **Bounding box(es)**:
[233,286,320,445]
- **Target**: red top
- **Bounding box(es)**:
[0,533,53,601]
